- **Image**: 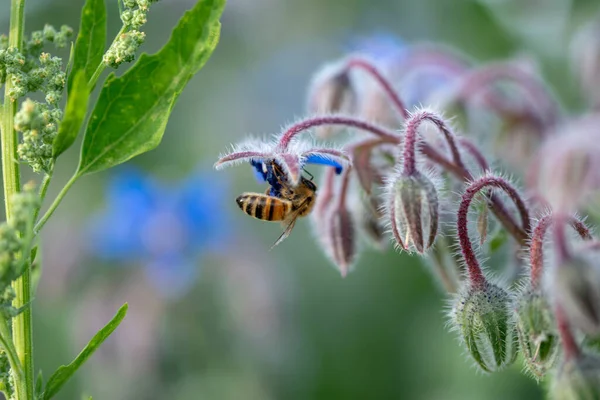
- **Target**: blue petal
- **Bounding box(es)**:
[305,154,344,174]
[250,160,267,183]
[346,33,407,62]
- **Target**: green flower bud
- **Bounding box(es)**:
[103,30,146,68]
[54,25,73,48]
[121,10,134,25]
[10,181,40,234]
[131,9,148,29]
[123,0,136,8]
[137,0,151,11]
[516,288,559,379]
[451,281,517,372]
[16,99,61,173]
[553,354,600,400]
[42,24,56,42]
[386,171,439,254]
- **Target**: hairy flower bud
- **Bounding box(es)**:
[306,60,355,138]
[515,288,558,379]
[553,354,600,400]
[386,171,439,253]
[327,203,356,277]
[450,281,517,372]
[553,255,600,335]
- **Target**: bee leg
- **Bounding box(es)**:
[270,218,297,250]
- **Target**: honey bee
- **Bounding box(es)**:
[236,161,317,247]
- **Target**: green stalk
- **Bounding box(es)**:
[1,1,34,399]
[87,26,126,90]
[34,173,77,234]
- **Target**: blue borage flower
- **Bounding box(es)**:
[214,135,350,186]
[88,166,231,298]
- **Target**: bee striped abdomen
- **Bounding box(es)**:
[236,193,291,221]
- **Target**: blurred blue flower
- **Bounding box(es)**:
[348,33,464,107]
[88,166,231,298]
[347,32,407,62]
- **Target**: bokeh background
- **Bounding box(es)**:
[1,0,599,399]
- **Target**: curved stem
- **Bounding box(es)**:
[345,58,409,119]
[34,173,79,234]
[552,213,570,263]
[277,115,400,150]
[457,137,489,172]
[556,304,580,361]
[401,109,465,175]
[457,175,530,288]
[276,115,526,243]
[456,63,559,128]
[529,215,592,288]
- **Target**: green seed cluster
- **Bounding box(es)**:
[0,184,39,319]
[0,353,13,400]
[15,98,62,173]
[103,0,159,68]
[0,25,71,174]
[0,25,71,100]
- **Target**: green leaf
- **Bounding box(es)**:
[68,0,106,89]
[35,370,43,399]
[43,303,128,400]
[54,70,91,158]
[76,0,225,176]
[488,226,508,254]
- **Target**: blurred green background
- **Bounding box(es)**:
[2,0,599,399]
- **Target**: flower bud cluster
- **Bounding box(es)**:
[216,31,600,396]
[104,0,159,68]
[0,184,39,318]
[15,98,62,173]
[25,24,73,55]
[0,25,70,173]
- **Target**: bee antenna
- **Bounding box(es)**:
[303,167,314,181]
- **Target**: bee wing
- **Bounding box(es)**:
[270,217,298,250]
[270,196,312,249]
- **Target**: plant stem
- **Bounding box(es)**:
[34,173,78,234]
[345,58,409,120]
[32,173,52,223]
[88,26,126,90]
[457,175,530,289]
[275,115,528,243]
[401,109,465,175]
[2,1,34,399]
[529,214,592,288]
